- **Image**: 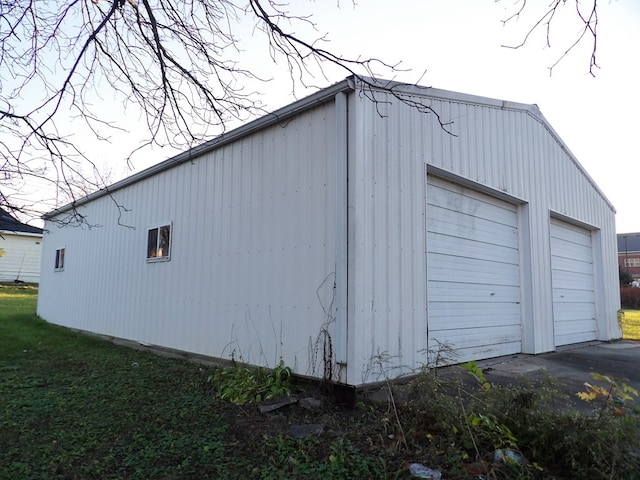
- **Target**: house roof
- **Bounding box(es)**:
[0,208,44,235]
[617,233,640,254]
[42,76,615,219]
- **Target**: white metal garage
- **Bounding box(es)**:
[427,176,522,361]
[550,218,597,346]
[37,77,621,386]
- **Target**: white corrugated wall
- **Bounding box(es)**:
[37,80,619,387]
[346,85,619,385]
[38,101,339,380]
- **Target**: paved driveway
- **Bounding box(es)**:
[479,340,640,406]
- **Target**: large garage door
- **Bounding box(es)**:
[427,176,521,362]
[550,218,597,346]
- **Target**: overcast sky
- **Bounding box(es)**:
[29,0,639,233]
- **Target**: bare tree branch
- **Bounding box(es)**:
[6,0,601,225]
[499,0,599,76]
[3,0,427,225]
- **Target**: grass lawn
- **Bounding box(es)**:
[621,310,640,340]
[0,286,233,479]
[3,286,640,479]
[0,286,393,480]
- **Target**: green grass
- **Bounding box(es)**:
[0,286,230,479]
[3,286,640,479]
[621,309,640,340]
[0,286,393,480]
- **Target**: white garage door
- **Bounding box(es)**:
[427,176,521,362]
[550,218,597,346]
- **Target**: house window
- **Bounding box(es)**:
[147,224,171,261]
[624,258,640,267]
[55,248,65,271]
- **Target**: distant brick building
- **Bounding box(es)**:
[617,233,640,281]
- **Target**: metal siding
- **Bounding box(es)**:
[37,81,619,387]
[348,95,436,384]
[38,102,337,380]
[347,87,618,385]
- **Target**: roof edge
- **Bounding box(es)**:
[44,77,355,219]
[524,105,615,213]
[354,77,615,213]
[0,230,43,237]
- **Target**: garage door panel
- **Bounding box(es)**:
[555,322,597,345]
[550,219,597,347]
[429,235,519,264]
[550,239,592,260]
[555,318,596,334]
[430,311,521,330]
[553,287,596,302]
[428,254,520,285]
[429,313,521,330]
[428,282,520,303]
[551,222,591,246]
[427,176,522,362]
[429,302,522,318]
[430,325,521,362]
[556,331,596,346]
[551,256,594,275]
[429,187,518,228]
[551,270,595,289]
[429,205,518,248]
[552,302,596,321]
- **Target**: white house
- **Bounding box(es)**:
[37,77,620,386]
[0,208,43,283]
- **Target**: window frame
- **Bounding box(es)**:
[146,223,172,263]
[54,247,65,271]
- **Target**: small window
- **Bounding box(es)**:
[55,248,65,271]
[147,224,171,261]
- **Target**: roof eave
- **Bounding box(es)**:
[0,230,43,237]
[43,77,356,219]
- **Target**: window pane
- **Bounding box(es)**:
[55,248,65,270]
[159,225,170,257]
[147,228,158,258]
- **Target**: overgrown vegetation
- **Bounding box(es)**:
[2,285,640,479]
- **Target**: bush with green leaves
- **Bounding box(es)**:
[462,367,640,479]
[399,364,640,480]
[212,360,293,404]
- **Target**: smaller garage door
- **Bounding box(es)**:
[427,176,521,362]
[550,218,597,346]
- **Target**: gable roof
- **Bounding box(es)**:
[0,208,43,235]
[43,76,615,219]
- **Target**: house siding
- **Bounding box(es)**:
[0,233,42,283]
